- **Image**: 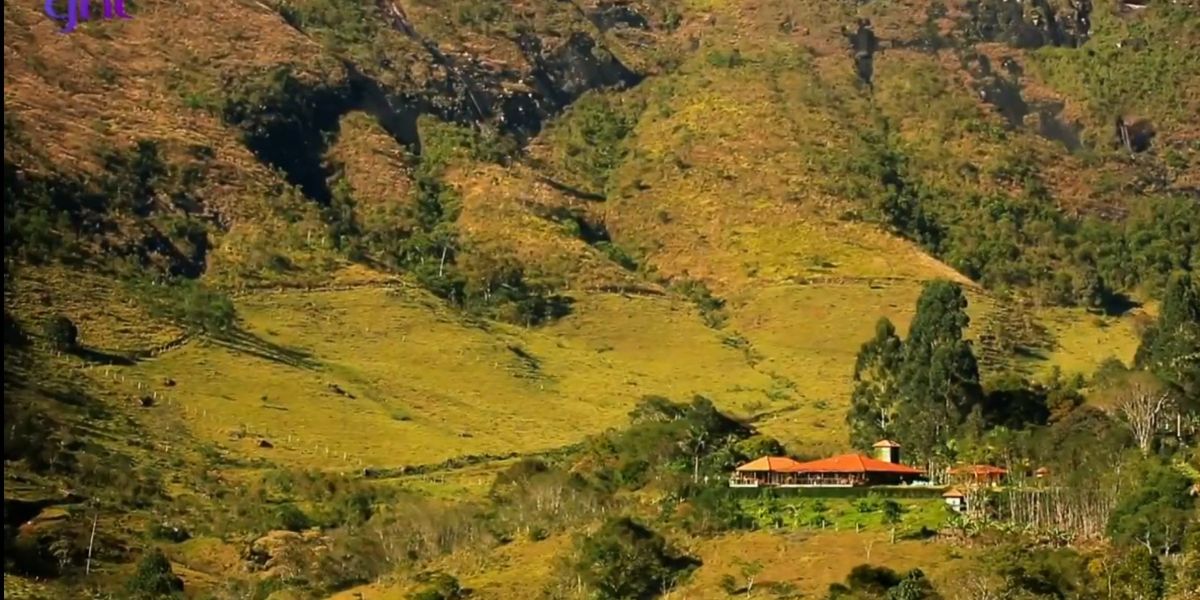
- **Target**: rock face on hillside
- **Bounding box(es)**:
[242,530,329,579]
[374,0,648,140]
[3,0,1197,296]
[1,0,682,281]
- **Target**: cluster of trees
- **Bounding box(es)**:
[564,516,699,600]
[827,565,941,600]
[859,121,1198,308]
[540,90,644,197]
[848,275,1199,470]
[842,275,1199,597]
[846,280,986,466]
[953,541,1196,600]
[324,117,571,326]
[127,278,237,335]
[4,140,211,279]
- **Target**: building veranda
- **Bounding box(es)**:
[730,440,926,488]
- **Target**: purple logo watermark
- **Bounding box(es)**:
[45,0,131,33]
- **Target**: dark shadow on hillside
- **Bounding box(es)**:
[534,175,607,202]
[72,346,137,366]
[210,328,320,370]
[1097,293,1141,317]
[1013,345,1050,361]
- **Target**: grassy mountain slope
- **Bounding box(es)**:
[5,0,1196,597]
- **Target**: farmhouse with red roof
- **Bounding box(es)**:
[729,440,927,488]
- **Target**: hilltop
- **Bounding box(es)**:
[4,0,1199,598]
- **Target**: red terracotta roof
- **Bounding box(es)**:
[735,456,806,472]
[872,439,901,448]
[791,454,925,475]
[948,464,1008,476]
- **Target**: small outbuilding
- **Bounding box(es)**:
[943,488,966,512]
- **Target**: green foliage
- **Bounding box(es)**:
[1109,546,1166,600]
[706,49,744,69]
[847,318,904,450]
[1038,405,1131,483]
[125,548,183,599]
[408,571,467,600]
[274,503,312,532]
[129,278,236,334]
[857,121,1198,307]
[982,545,1095,600]
[453,0,511,32]
[671,279,728,329]
[274,0,385,62]
[1029,4,1200,128]
[847,281,983,464]
[1107,459,1195,554]
[570,516,699,600]
[544,91,644,196]
[594,395,751,489]
[43,315,78,351]
[827,565,941,600]
[146,523,191,544]
[895,281,984,462]
[1134,272,1200,402]
[4,142,209,276]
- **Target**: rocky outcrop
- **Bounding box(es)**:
[242,529,329,580]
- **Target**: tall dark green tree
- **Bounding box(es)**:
[1135,273,1199,405]
[895,281,983,464]
[847,318,905,451]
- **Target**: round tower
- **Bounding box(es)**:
[872,439,901,464]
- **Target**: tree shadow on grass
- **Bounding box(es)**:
[1097,292,1141,317]
[72,346,137,366]
[209,327,320,370]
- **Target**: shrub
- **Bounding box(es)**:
[408,571,466,600]
[4,312,27,347]
[126,548,183,599]
[571,516,700,599]
[147,523,191,544]
[275,503,312,532]
[43,315,78,351]
[671,279,727,328]
[130,278,236,334]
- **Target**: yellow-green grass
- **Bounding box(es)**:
[676,530,974,599]
[331,529,977,600]
[1029,306,1143,378]
[105,270,1141,472]
[394,460,515,501]
[121,285,774,469]
[728,281,995,454]
[4,265,184,350]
